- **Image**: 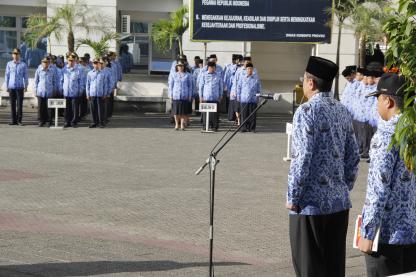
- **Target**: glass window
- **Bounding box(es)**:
[130,21,148,34]
[0,16,16,28]
[21,17,29,29]
[0,30,17,68]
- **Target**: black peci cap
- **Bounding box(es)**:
[342,68,353,77]
[305,56,338,82]
[346,65,357,73]
[357,67,366,74]
[366,73,407,98]
[243,56,252,61]
[207,61,216,67]
[245,62,254,68]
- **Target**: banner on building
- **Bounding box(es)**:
[190,0,332,43]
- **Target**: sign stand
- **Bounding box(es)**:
[283,123,293,161]
[199,103,217,133]
[48,99,66,129]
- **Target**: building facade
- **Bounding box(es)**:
[1,0,357,92]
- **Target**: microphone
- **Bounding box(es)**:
[256,93,282,102]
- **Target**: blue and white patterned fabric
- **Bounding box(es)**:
[5,60,29,90]
[224,64,239,97]
[237,73,261,104]
[102,67,114,96]
[199,71,224,102]
[86,70,106,97]
[198,64,225,85]
[352,82,368,122]
[361,114,416,244]
[287,92,360,215]
[341,79,359,116]
[192,67,202,97]
[79,64,90,92]
[362,84,379,127]
[230,67,258,97]
[62,66,81,98]
[34,67,55,98]
[168,72,193,100]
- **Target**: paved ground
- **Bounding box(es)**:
[0,107,369,277]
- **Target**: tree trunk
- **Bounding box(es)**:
[68,30,75,53]
[48,36,51,54]
[359,35,367,68]
[178,35,183,56]
[334,21,343,101]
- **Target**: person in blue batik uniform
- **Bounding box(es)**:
[5,48,29,126]
[340,67,358,115]
[34,58,55,127]
[358,73,416,276]
[168,61,193,131]
[86,58,107,128]
[287,56,360,277]
[199,62,223,132]
[224,54,243,122]
[101,57,115,125]
[192,58,204,116]
[350,67,366,153]
[237,62,261,132]
[62,55,82,128]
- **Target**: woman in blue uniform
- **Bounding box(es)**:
[168,61,193,131]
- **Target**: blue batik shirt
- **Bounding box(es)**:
[341,79,359,117]
[34,67,55,98]
[192,67,202,97]
[168,72,193,101]
[224,64,240,97]
[287,92,360,215]
[62,66,81,98]
[199,71,224,102]
[353,82,368,122]
[237,73,261,104]
[102,67,114,96]
[231,67,258,100]
[363,84,379,127]
[86,69,106,97]
[361,115,416,244]
[5,60,29,90]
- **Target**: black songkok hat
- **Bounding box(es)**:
[305,56,338,82]
[357,67,366,74]
[243,56,252,61]
[342,68,353,77]
[207,61,216,68]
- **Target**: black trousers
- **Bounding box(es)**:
[365,243,416,277]
[225,96,230,114]
[194,96,200,116]
[37,97,51,124]
[64,97,79,124]
[227,99,236,121]
[240,102,257,131]
[202,101,219,129]
[9,89,24,124]
[362,123,374,156]
[108,92,114,118]
[289,210,349,277]
[90,97,105,125]
[79,92,88,118]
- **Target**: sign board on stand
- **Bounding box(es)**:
[48,99,66,129]
[283,123,293,161]
[199,103,217,133]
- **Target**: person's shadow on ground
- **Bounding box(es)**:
[0,260,248,276]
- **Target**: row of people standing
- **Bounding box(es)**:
[4,48,123,128]
[340,62,384,160]
[168,53,262,132]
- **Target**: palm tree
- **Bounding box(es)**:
[152,6,189,56]
[328,0,355,100]
[25,0,108,53]
[346,0,391,67]
[76,33,120,58]
[24,14,61,53]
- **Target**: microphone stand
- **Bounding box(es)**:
[195,98,269,277]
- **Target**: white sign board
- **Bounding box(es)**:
[199,103,217,113]
[48,99,66,109]
[286,123,293,135]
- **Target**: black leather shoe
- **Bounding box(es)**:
[89,124,97,128]
[9,122,17,126]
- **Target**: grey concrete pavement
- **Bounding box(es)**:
[0,108,368,276]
